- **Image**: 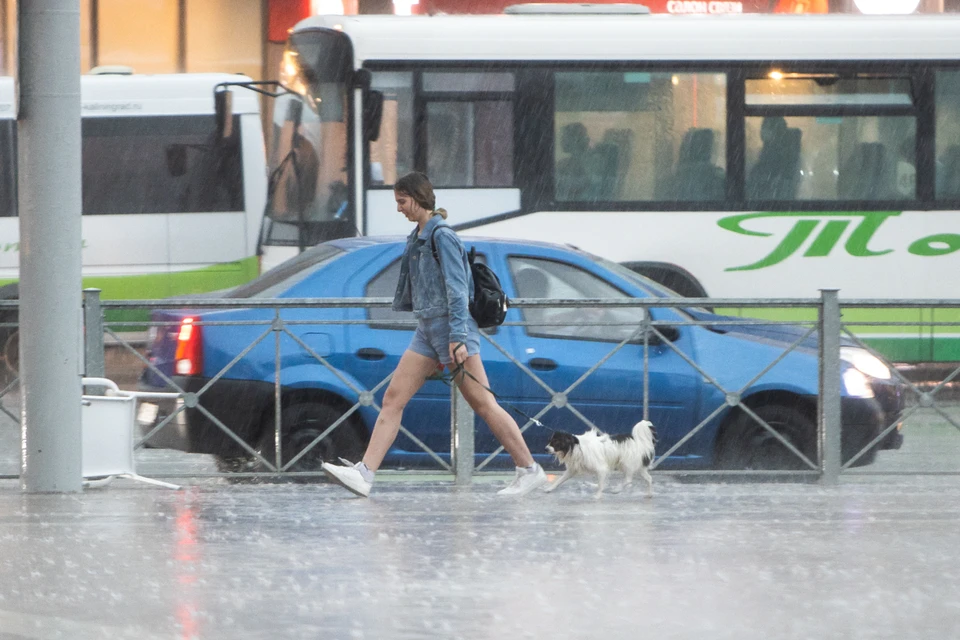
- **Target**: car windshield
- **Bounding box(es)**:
[227,244,344,298]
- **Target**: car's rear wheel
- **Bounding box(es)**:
[716,403,816,471]
[257,402,367,479]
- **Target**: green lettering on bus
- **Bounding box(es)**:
[718,211,899,271]
[908,233,960,256]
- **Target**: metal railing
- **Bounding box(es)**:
[3,290,958,483]
[84,289,843,484]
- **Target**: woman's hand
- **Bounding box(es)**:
[449,342,467,366]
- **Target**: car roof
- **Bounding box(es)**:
[326,234,589,254]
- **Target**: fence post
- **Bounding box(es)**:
[451,383,474,485]
[819,288,842,485]
[82,288,106,395]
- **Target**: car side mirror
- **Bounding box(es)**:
[165,144,187,177]
[364,90,383,142]
[214,87,234,139]
[646,325,679,346]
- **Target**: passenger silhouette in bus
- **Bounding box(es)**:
[589,129,632,200]
[937,145,960,199]
[666,128,725,201]
[839,142,894,200]
[555,122,594,201]
[895,138,916,198]
[747,116,802,201]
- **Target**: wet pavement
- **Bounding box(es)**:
[2,476,960,639]
[3,384,960,639]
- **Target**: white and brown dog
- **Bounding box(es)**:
[545,420,656,498]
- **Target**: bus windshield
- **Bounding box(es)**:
[262,29,354,253]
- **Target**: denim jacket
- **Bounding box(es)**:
[392,214,473,342]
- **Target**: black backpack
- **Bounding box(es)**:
[430,227,508,329]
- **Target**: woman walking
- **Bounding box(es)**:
[322,172,546,497]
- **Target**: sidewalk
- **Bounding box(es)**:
[1,475,959,640]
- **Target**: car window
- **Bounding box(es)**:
[366,258,410,326]
[508,256,646,342]
[227,244,343,299]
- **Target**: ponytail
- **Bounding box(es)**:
[433,207,448,220]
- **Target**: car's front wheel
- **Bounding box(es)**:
[716,403,817,471]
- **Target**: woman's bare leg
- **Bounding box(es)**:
[362,350,439,471]
[455,354,535,468]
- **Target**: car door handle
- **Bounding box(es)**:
[528,357,557,371]
[356,348,386,361]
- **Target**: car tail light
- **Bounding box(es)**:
[174,317,202,376]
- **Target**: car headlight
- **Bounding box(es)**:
[843,368,875,398]
[840,347,891,380]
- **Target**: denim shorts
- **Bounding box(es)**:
[408,315,481,365]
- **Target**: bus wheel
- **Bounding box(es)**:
[716,403,816,471]
[257,402,367,480]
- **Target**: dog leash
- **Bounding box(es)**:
[431,342,549,431]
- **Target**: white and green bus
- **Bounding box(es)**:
[255,11,960,362]
[0,71,268,377]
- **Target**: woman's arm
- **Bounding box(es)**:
[434,228,471,343]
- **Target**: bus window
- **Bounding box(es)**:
[422,70,515,189]
[422,71,514,93]
[553,71,727,203]
[746,75,913,107]
[82,115,243,215]
[936,69,960,201]
[745,73,916,202]
[369,71,415,186]
[745,115,915,202]
[426,100,513,187]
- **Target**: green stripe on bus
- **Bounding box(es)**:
[0,257,259,330]
[714,306,960,362]
[84,256,260,300]
[93,257,260,329]
[0,256,259,300]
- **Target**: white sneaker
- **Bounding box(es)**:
[497,464,547,496]
[322,461,372,497]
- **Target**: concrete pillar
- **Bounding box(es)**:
[19,0,83,492]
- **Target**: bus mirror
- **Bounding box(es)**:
[285,97,303,126]
[363,90,383,142]
[166,145,188,177]
[214,88,234,139]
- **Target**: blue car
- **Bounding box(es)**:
[139,236,903,473]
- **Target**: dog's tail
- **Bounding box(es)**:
[632,420,657,447]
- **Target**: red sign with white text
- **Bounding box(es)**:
[415,0,827,13]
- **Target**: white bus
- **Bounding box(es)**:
[0,71,268,378]
[256,11,960,362]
